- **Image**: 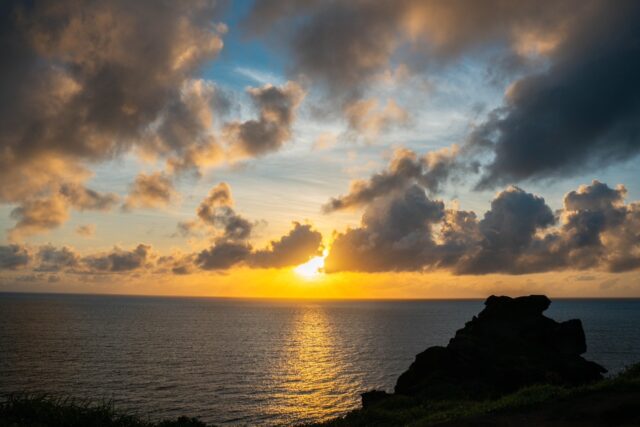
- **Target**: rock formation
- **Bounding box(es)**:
[363,295,606,407]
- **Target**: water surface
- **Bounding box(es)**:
[1,293,639,425]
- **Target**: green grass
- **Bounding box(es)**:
[308,362,640,426]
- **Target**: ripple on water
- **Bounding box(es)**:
[1,294,640,425]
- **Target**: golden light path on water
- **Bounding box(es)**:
[262,303,359,424]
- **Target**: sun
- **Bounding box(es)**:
[294,250,327,279]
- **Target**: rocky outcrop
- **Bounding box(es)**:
[363,295,606,407]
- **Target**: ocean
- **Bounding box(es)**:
[1,293,639,425]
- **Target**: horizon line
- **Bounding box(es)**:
[1,290,639,302]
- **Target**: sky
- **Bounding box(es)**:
[1,0,639,298]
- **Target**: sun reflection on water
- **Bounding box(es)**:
[264,305,354,424]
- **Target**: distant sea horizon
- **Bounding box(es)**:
[2,292,639,425]
[4,290,640,300]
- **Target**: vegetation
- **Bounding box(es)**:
[0,394,208,427]
[310,363,640,426]
[1,364,638,426]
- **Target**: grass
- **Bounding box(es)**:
[0,394,209,427]
[308,362,640,426]
[1,364,639,426]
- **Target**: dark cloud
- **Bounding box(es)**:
[0,244,30,270]
[244,0,401,100]
[434,209,481,269]
[559,181,640,273]
[184,184,323,271]
[325,185,444,272]
[196,240,252,271]
[1,242,166,276]
[0,1,225,198]
[148,80,228,176]
[323,146,462,212]
[243,0,577,99]
[0,0,227,233]
[195,222,323,271]
[8,184,118,240]
[156,252,196,275]
[1,221,321,275]
[123,172,175,210]
[83,244,151,272]
[172,265,191,275]
[247,1,640,185]
[454,187,556,274]
[35,245,80,272]
[200,182,234,208]
[224,82,304,158]
[59,183,119,211]
[179,182,254,241]
[564,181,626,212]
[250,222,322,268]
[471,2,640,187]
[8,196,69,240]
[211,207,254,241]
[4,181,637,278]
[325,181,640,275]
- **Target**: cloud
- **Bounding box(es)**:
[123,172,176,210]
[453,186,556,274]
[224,82,305,158]
[199,182,234,209]
[344,98,409,139]
[469,3,640,187]
[234,66,285,86]
[1,242,153,275]
[8,195,70,240]
[83,244,152,273]
[250,222,322,268]
[247,1,640,185]
[195,240,252,271]
[312,132,338,151]
[7,184,118,240]
[323,146,462,212]
[325,180,640,275]
[0,0,226,231]
[150,79,229,176]
[185,183,323,271]
[76,224,96,237]
[244,1,402,100]
[179,182,254,240]
[0,1,225,196]
[559,181,640,273]
[243,0,577,99]
[564,181,626,211]
[196,222,323,271]
[156,252,196,275]
[0,244,31,270]
[325,185,445,272]
[35,245,80,272]
[4,181,637,279]
[59,183,119,211]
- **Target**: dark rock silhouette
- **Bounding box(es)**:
[363,295,606,407]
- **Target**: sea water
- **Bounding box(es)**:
[1,293,639,425]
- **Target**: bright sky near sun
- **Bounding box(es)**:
[1,1,639,298]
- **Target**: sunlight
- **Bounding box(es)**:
[294,250,327,279]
